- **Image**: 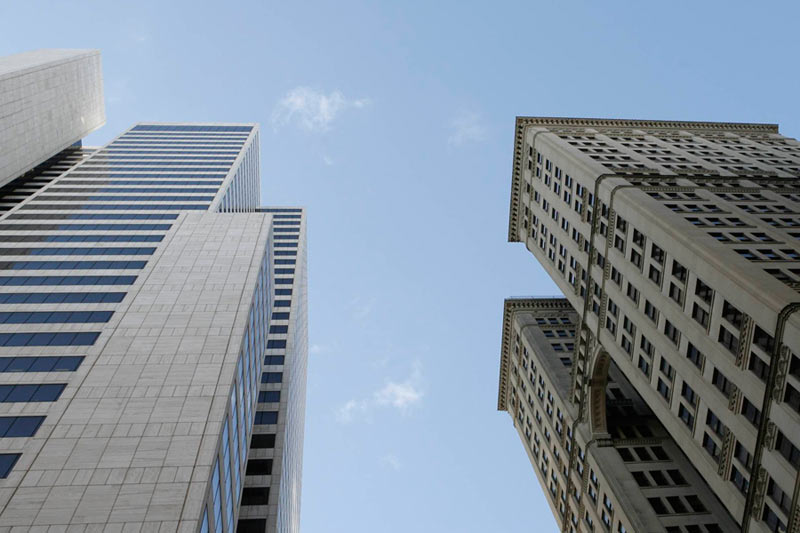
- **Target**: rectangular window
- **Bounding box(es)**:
[0,384,66,402]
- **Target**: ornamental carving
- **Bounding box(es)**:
[728,385,741,412]
[772,345,792,402]
[736,316,754,368]
[750,466,768,520]
[717,430,735,476]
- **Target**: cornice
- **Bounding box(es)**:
[515,116,780,134]
[508,121,527,242]
[497,297,572,411]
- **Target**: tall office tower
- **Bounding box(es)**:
[0,120,308,533]
[498,117,800,533]
[0,49,105,186]
[237,207,307,533]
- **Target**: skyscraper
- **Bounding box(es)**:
[0,49,104,187]
[499,117,800,533]
[0,51,307,533]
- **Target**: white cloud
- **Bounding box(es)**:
[447,111,486,146]
[349,296,375,321]
[381,454,402,471]
[271,87,369,132]
[336,362,424,423]
[323,155,335,166]
[375,381,422,410]
[336,399,369,423]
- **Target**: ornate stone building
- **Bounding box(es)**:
[498,117,800,533]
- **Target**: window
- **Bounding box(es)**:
[730,465,749,494]
[250,434,276,449]
[0,416,45,437]
[784,383,800,415]
[775,431,800,468]
[626,283,639,304]
[703,433,720,461]
[260,372,282,383]
[648,265,662,285]
[656,378,670,400]
[258,391,280,403]
[664,320,680,344]
[686,343,704,369]
[706,409,726,438]
[712,368,734,399]
[0,356,83,373]
[748,353,770,382]
[741,397,762,428]
[254,411,278,425]
[681,382,698,406]
[245,459,273,476]
[668,282,683,304]
[630,249,642,269]
[0,454,20,478]
[0,383,65,402]
[733,441,753,473]
[678,404,695,427]
[718,326,739,354]
[672,260,687,282]
[240,487,269,506]
[691,303,709,328]
[721,301,744,329]
[650,243,665,264]
[644,300,658,322]
[695,278,713,304]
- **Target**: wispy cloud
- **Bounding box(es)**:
[271,87,370,132]
[447,111,486,146]
[381,454,402,471]
[349,296,375,322]
[336,399,369,423]
[336,362,424,423]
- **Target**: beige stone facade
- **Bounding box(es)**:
[499,117,800,533]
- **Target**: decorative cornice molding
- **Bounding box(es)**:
[515,116,780,134]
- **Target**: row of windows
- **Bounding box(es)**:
[34,194,215,202]
[0,310,112,324]
[7,213,178,221]
[0,235,163,243]
[0,224,172,232]
[89,155,235,161]
[0,275,136,286]
[0,383,66,402]
[58,180,222,186]
[0,331,99,346]
[48,187,220,194]
[130,124,253,133]
[0,356,84,373]
[0,260,147,270]
[65,172,226,179]
[20,204,208,211]
[0,247,155,256]
[102,149,238,155]
[80,162,230,168]
[0,291,124,304]
[0,416,45,437]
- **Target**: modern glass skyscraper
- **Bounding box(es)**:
[499,117,800,533]
[0,51,307,533]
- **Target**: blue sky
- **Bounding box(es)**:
[3,1,800,531]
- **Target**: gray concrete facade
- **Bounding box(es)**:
[0,116,308,533]
[500,117,800,533]
[0,49,105,188]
